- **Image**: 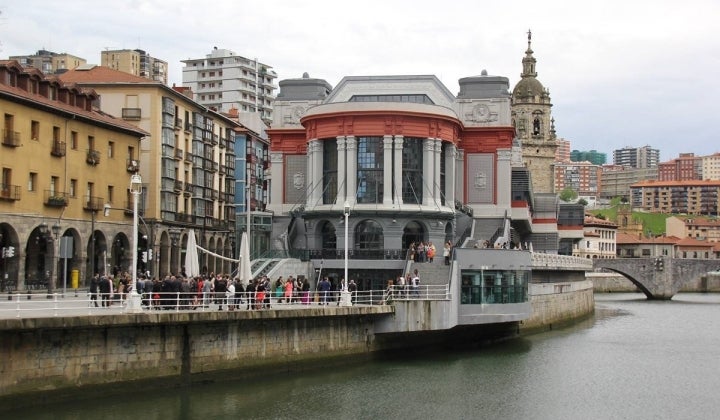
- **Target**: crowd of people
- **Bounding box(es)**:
[87,271,363,310]
[408,241,453,265]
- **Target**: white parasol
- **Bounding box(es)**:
[238,232,252,285]
[184,229,201,277]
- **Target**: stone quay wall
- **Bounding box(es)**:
[521,280,595,333]
[0,307,392,406]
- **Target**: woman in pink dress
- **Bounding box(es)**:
[283,278,294,304]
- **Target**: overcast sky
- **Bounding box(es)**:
[2,0,718,161]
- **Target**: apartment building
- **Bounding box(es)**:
[613,145,660,169]
[630,180,720,215]
[9,49,87,75]
[182,47,277,125]
[658,153,701,181]
[554,161,601,197]
[0,60,147,291]
[101,49,168,84]
[60,65,244,278]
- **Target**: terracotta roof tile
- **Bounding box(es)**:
[58,65,158,84]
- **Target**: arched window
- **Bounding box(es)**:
[320,221,336,251]
[355,220,383,252]
[402,221,425,250]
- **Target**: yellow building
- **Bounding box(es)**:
[9,49,87,74]
[0,60,148,292]
[100,49,168,85]
[60,66,242,278]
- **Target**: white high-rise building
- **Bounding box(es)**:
[182,47,277,125]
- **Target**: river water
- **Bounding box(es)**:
[7,293,720,420]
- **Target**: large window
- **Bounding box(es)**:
[354,220,384,255]
[402,138,423,204]
[439,144,446,205]
[356,137,383,203]
[322,139,338,204]
[460,270,529,304]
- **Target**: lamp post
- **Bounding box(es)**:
[125,174,143,313]
[339,201,352,306]
[168,227,181,275]
[51,223,62,295]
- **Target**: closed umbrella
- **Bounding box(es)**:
[184,229,200,277]
[238,232,252,286]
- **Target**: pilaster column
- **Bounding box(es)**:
[456,149,465,203]
[314,140,324,206]
[444,143,456,208]
[434,139,442,204]
[422,138,435,206]
[270,152,284,206]
[345,136,357,205]
[393,136,404,205]
[496,148,512,208]
[383,135,394,205]
[306,140,319,206]
[336,136,347,205]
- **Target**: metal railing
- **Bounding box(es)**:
[0,286,452,318]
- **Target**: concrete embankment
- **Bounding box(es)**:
[520,280,595,334]
[0,306,392,408]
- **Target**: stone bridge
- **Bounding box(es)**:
[593,257,720,300]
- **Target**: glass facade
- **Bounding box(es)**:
[460,269,529,304]
[356,136,384,203]
[402,138,423,204]
[349,94,434,105]
[322,139,338,204]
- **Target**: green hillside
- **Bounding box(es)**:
[590,207,671,235]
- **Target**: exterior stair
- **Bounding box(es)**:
[407,258,451,286]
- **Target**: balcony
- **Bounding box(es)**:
[174,180,183,192]
[83,196,104,212]
[86,149,101,165]
[185,151,193,162]
[126,159,140,173]
[51,140,66,157]
[44,191,69,207]
[184,122,192,133]
[121,108,142,121]
[219,165,226,175]
[2,129,21,147]
[175,118,182,130]
[174,148,184,160]
[0,184,21,201]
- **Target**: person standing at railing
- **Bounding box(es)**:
[301,278,311,304]
[283,276,294,304]
[411,269,420,297]
[99,275,111,307]
[215,276,228,311]
[348,279,357,303]
[245,279,256,310]
[234,279,244,310]
[226,279,236,311]
[89,274,100,307]
[318,276,331,305]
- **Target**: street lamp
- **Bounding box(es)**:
[339,201,352,306]
[125,174,143,313]
[168,227,181,275]
[51,223,63,295]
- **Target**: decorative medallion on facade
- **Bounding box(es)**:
[474,172,487,190]
[284,106,306,124]
[467,104,498,123]
[293,172,305,190]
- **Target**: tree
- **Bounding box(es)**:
[577,198,588,207]
[559,187,578,202]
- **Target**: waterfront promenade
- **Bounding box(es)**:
[0,286,449,320]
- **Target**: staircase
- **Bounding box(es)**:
[407,258,451,286]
